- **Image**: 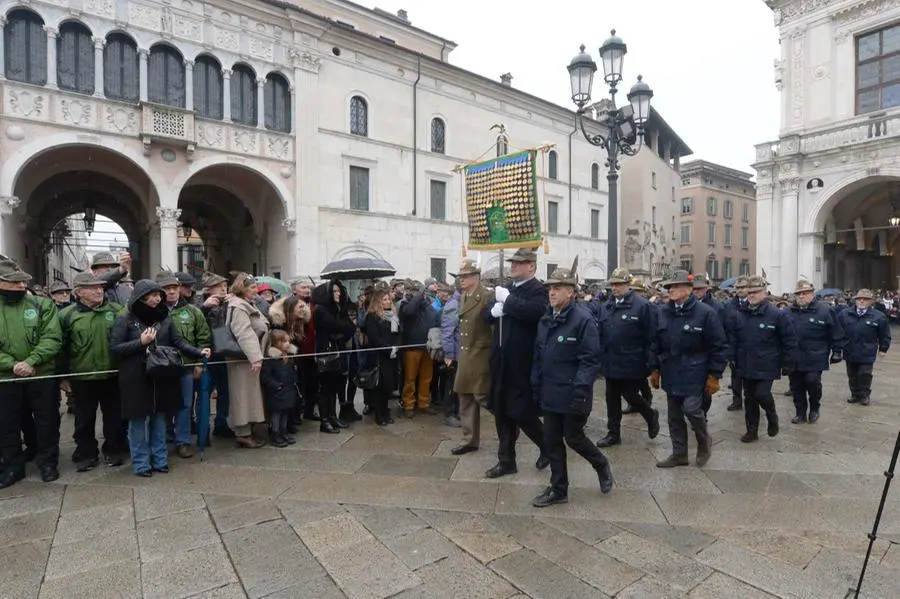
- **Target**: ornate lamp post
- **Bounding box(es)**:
[568,30,653,273]
[82,205,97,235]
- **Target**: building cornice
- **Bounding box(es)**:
[767,0,892,26]
[680,160,756,182]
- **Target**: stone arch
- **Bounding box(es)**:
[804,167,900,233]
[583,259,606,281]
[331,244,387,261]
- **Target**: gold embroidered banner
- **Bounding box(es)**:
[464,149,541,250]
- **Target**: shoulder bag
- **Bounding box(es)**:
[212,306,247,359]
[315,341,344,374]
[145,324,185,377]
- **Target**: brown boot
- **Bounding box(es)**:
[656,454,689,468]
[696,432,712,467]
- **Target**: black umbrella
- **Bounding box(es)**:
[321,257,396,280]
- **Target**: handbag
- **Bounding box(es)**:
[212,307,246,359]
[355,364,380,390]
[315,342,344,374]
[145,341,184,378]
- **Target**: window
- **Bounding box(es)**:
[264,72,291,132]
[546,264,558,279]
[430,118,445,153]
[681,197,693,214]
[430,180,446,220]
[707,196,717,216]
[430,258,446,282]
[349,166,369,211]
[591,163,600,190]
[58,21,93,94]
[740,259,750,276]
[230,64,256,126]
[652,206,656,227]
[590,209,600,239]
[350,95,368,136]
[856,24,900,114]
[707,222,716,244]
[742,202,749,222]
[724,257,733,279]
[4,10,47,85]
[724,199,734,219]
[148,44,185,107]
[680,223,691,244]
[548,151,558,180]
[741,226,749,250]
[193,55,223,120]
[724,224,732,247]
[651,171,657,189]
[104,33,138,101]
[706,258,719,280]
[679,256,693,271]
[547,201,559,234]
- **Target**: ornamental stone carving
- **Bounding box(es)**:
[266,137,291,159]
[289,48,321,73]
[156,207,182,227]
[130,4,161,30]
[197,123,225,148]
[215,27,239,51]
[84,0,115,18]
[836,0,900,25]
[233,130,257,153]
[0,197,21,217]
[777,0,837,25]
[774,59,784,91]
[61,99,92,125]
[281,218,296,236]
[8,89,44,117]
[790,27,804,124]
[780,178,801,194]
[105,106,138,134]
[249,37,273,62]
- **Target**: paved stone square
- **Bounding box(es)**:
[2,351,900,598]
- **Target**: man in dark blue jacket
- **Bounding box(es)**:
[786,279,845,423]
[531,264,612,508]
[690,273,725,414]
[729,275,798,443]
[651,271,727,468]
[595,268,660,448]
[723,275,749,411]
[838,289,891,406]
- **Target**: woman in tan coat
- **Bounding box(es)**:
[226,273,269,448]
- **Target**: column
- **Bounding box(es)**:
[138,49,149,102]
[0,197,21,258]
[44,26,58,88]
[222,69,232,121]
[779,178,800,294]
[291,50,321,275]
[0,16,7,79]
[755,183,774,281]
[256,77,266,128]
[184,60,194,110]
[799,234,823,289]
[156,207,181,271]
[92,36,105,97]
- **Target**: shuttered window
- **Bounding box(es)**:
[264,72,290,132]
[148,44,185,108]
[193,55,223,119]
[4,10,47,85]
[103,33,139,102]
[230,64,256,126]
[57,21,93,94]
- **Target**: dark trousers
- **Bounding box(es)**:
[298,357,319,418]
[443,367,458,418]
[209,362,230,428]
[431,361,451,406]
[742,378,776,435]
[605,378,654,436]
[544,411,609,495]
[789,371,822,416]
[340,353,358,407]
[846,362,873,401]
[700,392,712,415]
[21,406,36,456]
[71,378,127,460]
[371,388,390,417]
[0,379,60,472]
[638,377,653,402]
[319,371,343,420]
[496,410,544,467]
[731,366,743,404]
[666,395,708,455]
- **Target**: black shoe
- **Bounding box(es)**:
[306,412,322,421]
[596,463,614,494]
[76,457,100,473]
[767,413,779,437]
[40,465,59,483]
[104,454,124,467]
[532,487,568,508]
[281,435,296,445]
[861,396,871,406]
[596,434,621,448]
[451,445,478,456]
[0,469,25,489]
[535,455,550,470]
[151,465,169,474]
[384,414,395,424]
[808,411,820,423]
[340,406,363,422]
[330,417,349,429]
[213,425,236,439]
[484,463,517,479]
[648,410,660,439]
[727,400,743,411]
[269,434,288,448]
[847,397,860,404]
[740,432,758,443]
[791,415,806,424]
[136,471,152,478]
[320,422,340,434]
[363,405,373,416]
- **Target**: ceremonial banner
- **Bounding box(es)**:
[464,149,541,250]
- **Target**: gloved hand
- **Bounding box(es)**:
[390,346,398,359]
[781,366,793,376]
[830,349,843,364]
[704,375,720,395]
[570,396,590,416]
[494,286,510,303]
[490,303,504,319]
[649,370,661,389]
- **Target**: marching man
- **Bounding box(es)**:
[839,289,891,406]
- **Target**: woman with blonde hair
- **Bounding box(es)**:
[361,288,400,425]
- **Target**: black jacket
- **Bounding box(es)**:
[399,292,437,346]
[311,281,355,353]
[260,347,300,412]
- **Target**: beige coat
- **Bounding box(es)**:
[226,296,269,428]
[453,285,493,395]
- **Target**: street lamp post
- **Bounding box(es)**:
[567,30,653,274]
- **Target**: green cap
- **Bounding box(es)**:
[0,260,32,282]
[155,271,179,288]
[73,272,106,288]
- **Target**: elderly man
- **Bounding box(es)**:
[531,263,612,507]
[651,271,727,468]
[91,251,133,306]
[723,275,750,411]
[839,289,891,406]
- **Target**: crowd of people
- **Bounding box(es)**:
[0,247,893,511]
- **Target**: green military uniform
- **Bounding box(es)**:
[0,260,63,488]
[169,300,211,356]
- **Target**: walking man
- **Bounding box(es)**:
[724,276,749,411]
[839,289,891,406]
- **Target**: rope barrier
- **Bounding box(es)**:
[0,343,429,383]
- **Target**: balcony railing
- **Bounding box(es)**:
[756,112,899,163]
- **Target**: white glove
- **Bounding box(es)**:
[494,287,510,303]
[390,346,398,359]
[490,303,504,319]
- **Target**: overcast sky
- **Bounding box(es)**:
[359,0,782,174]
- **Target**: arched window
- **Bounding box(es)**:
[230,64,256,126]
[193,55,222,119]
[57,21,93,94]
[264,72,290,132]
[104,32,138,102]
[591,163,600,190]
[548,150,558,180]
[350,95,368,136]
[148,44,185,108]
[4,10,47,85]
[430,117,445,153]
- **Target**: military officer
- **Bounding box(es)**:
[786,279,845,423]
[624,278,654,413]
[449,259,492,455]
[690,273,726,414]
[531,263,612,507]
[596,268,660,448]
[839,289,891,406]
[723,275,750,411]
[651,271,727,467]
[729,275,797,443]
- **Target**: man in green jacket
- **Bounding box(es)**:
[59,272,127,472]
[0,260,62,488]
